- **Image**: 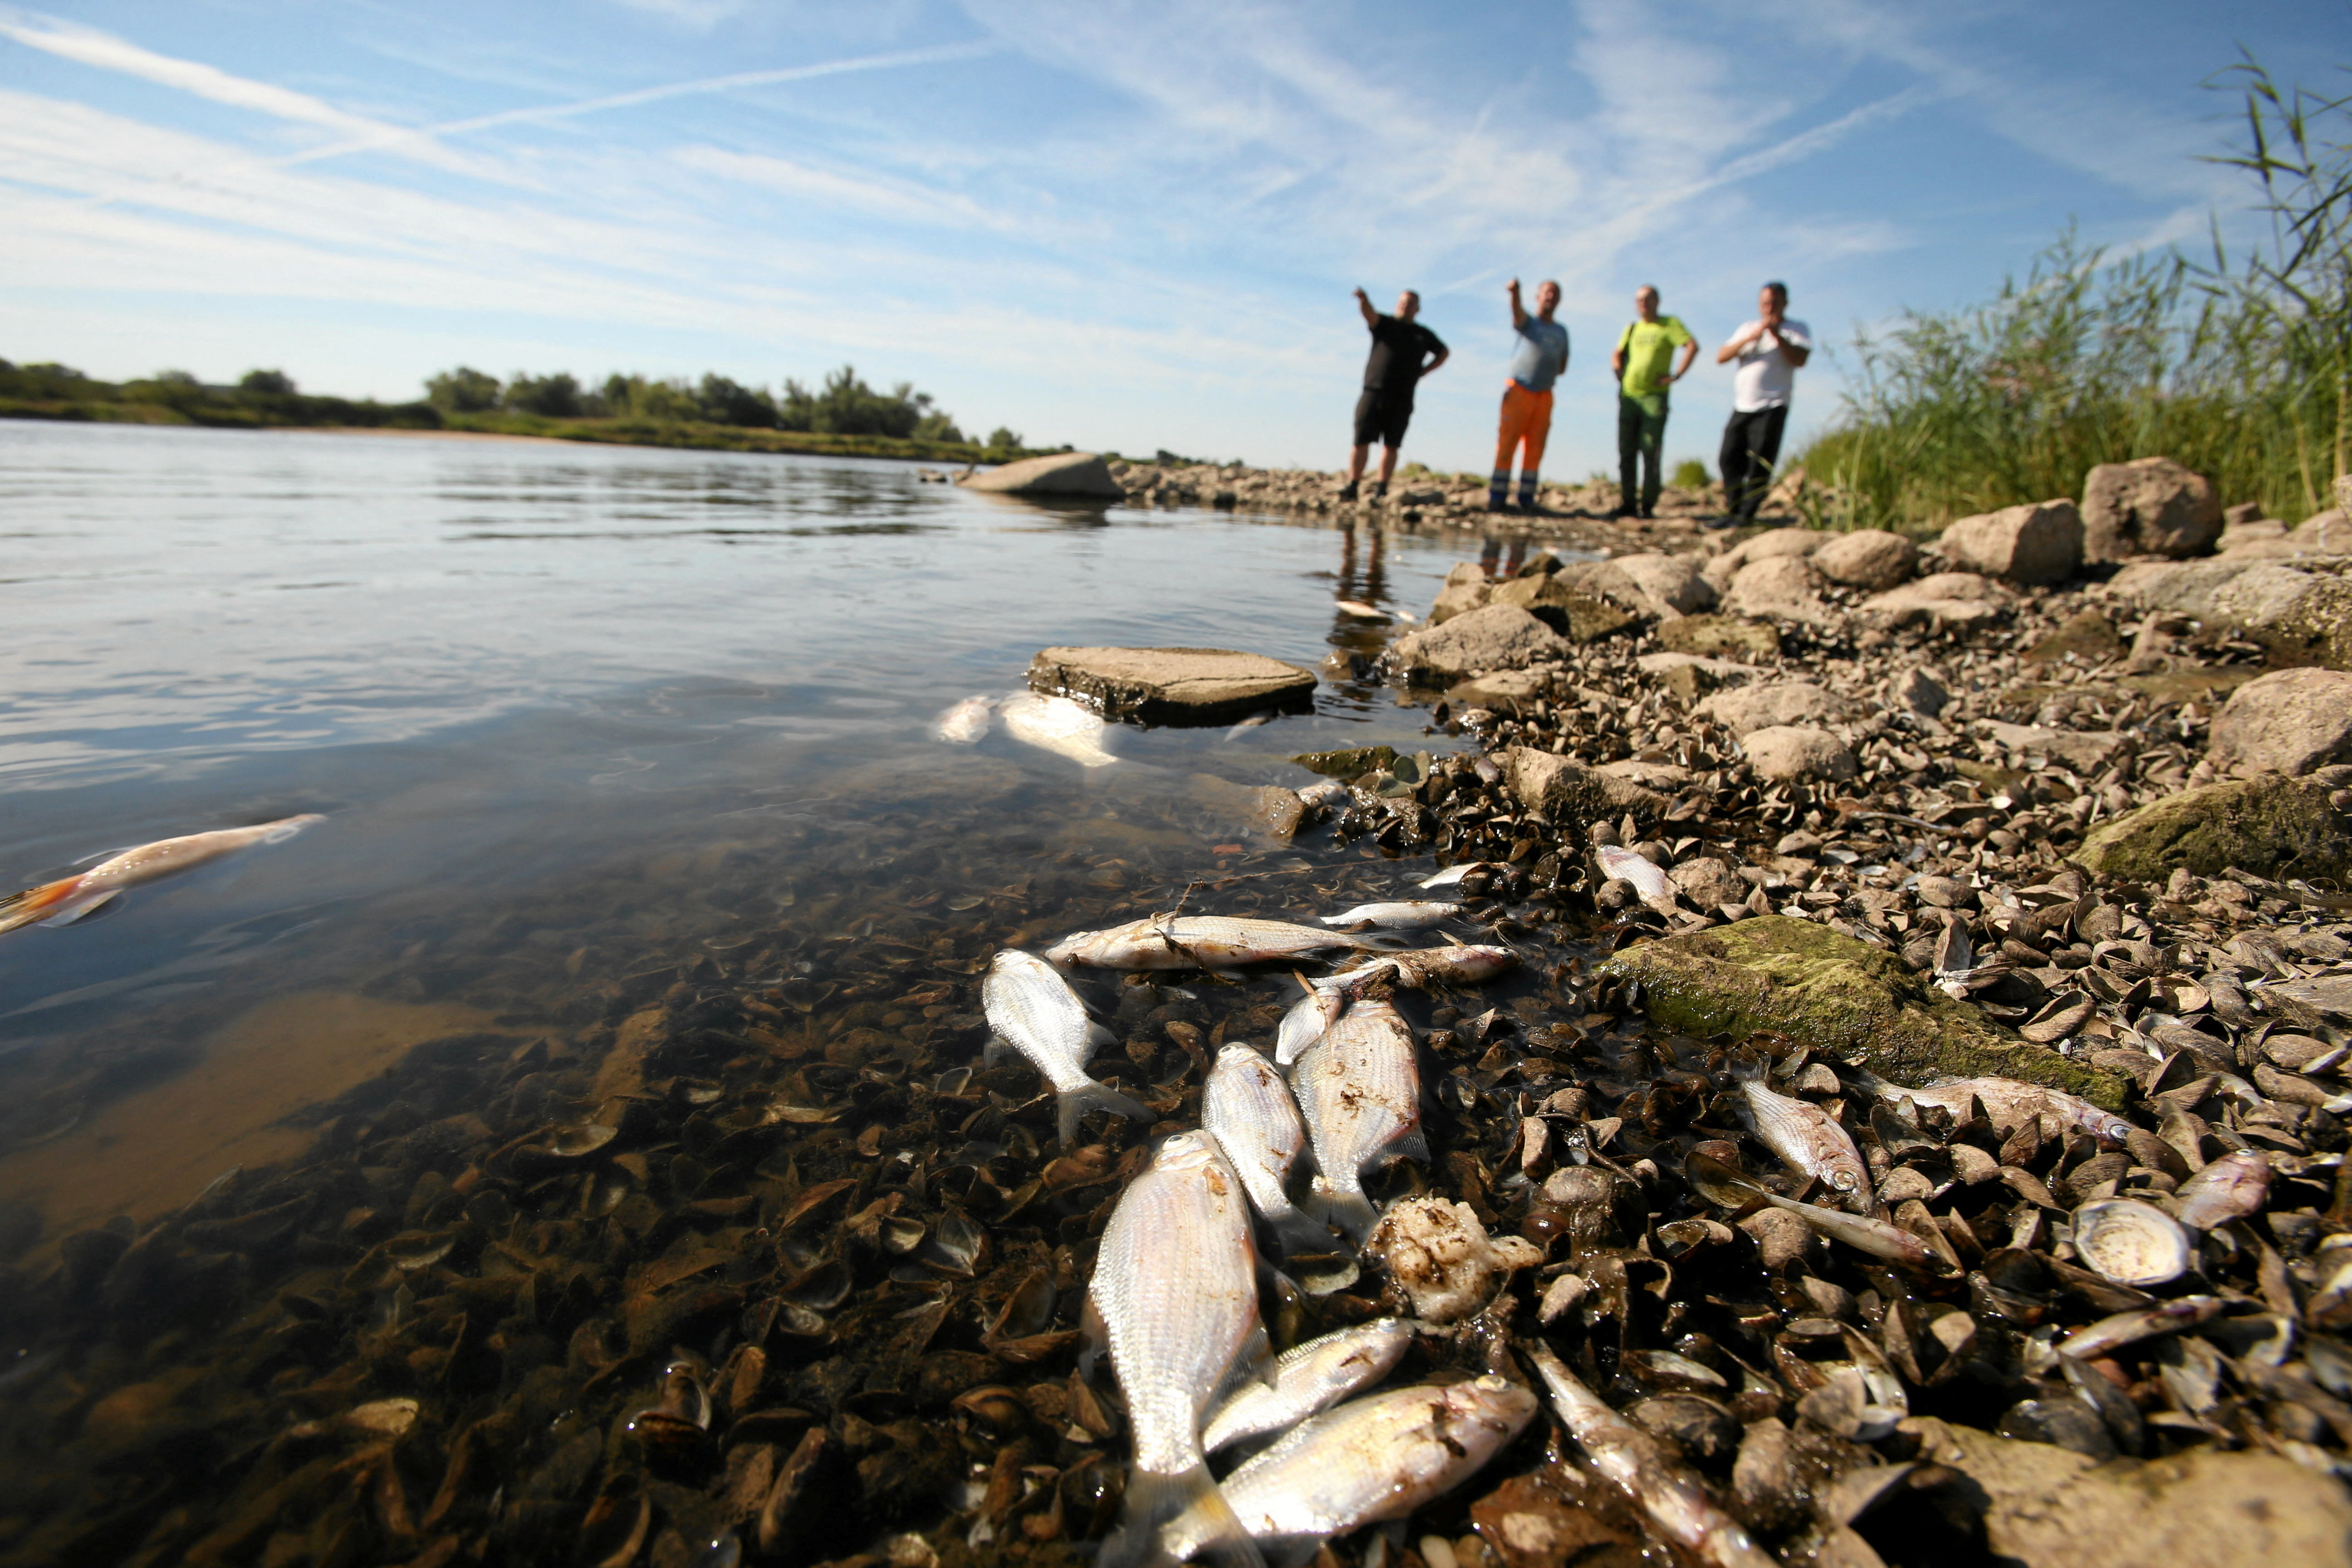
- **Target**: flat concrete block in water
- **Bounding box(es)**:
[1028,646,1318,725]
[959,451,1123,497]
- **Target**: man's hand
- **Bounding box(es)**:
[1506,277,1526,330]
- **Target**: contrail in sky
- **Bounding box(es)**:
[274,40,1000,168]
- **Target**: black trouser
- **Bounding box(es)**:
[1617,392,1667,515]
[1719,404,1788,522]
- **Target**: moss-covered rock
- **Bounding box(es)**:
[1487,576,1639,643]
[2073,774,2352,882]
[1593,916,2126,1108]
[1653,616,1781,661]
[1291,745,1396,779]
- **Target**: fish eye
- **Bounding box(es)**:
[1832,1171,1858,1190]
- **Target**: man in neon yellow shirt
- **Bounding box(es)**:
[1609,285,1696,520]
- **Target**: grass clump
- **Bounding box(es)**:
[1797,56,2351,534]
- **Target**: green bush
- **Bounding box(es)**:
[1670,458,1710,490]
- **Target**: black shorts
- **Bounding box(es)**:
[1352,389,1413,448]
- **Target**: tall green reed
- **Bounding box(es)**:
[1797,57,2351,534]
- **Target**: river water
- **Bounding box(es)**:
[0,421,1490,1247]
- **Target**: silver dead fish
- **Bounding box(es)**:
[929,694,995,744]
[1090,1131,1270,1568]
[1730,1057,1872,1209]
[1044,916,1389,971]
[1683,1151,1951,1275]
[1318,901,1462,931]
[1595,845,1677,917]
[1200,1318,1417,1454]
[0,814,325,936]
[1204,1044,1332,1259]
[980,951,1152,1144]
[1852,1069,2134,1144]
[1527,1344,1777,1568]
[1294,997,1425,1243]
[1415,861,1494,890]
[1294,781,1348,809]
[1323,944,1518,990]
[1168,1377,1536,1567]
[1000,691,1119,769]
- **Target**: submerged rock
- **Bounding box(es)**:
[1291,745,1397,779]
[1593,916,2126,1105]
[1027,645,1317,725]
[2073,772,2352,882]
[960,451,1124,497]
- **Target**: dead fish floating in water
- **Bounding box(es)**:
[0,813,325,935]
[1323,944,1518,990]
[1000,692,1119,769]
[1167,1376,1536,1567]
[981,950,1152,1144]
[1199,1318,1417,1454]
[1729,1055,1873,1210]
[1045,916,1397,971]
[928,694,995,744]
[1089,1131,1270,1568]
[1332,600,1389,620]
[1317,901,1461,931]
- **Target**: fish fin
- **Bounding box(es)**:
[1056,1081,1153,1146]
[1268,1207,1337,1260]
[1386,1130,1431,1167]
[1087,1020,1118,1052]
[1349,932,1416,952]
[1310,1178,1381,1245]
[1078,1294,1107,1382]
[1115,1464,1266,1568]
[0,875,90,936]
[1234,1324,1277,1392]
[983,1034,1014,1068]
[39,889,119,927]
[1726,1051,1766,1085]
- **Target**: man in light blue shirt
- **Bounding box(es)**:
[1489,278,1569,513]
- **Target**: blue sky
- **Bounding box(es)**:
[0,1,2342,476]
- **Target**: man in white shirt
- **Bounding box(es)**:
[1713,281,1811,527]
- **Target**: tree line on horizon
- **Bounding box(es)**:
[425,362,1021,451]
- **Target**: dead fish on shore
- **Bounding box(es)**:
[1273,965,1394,1068]
[1317,901,1461,931]
[1683,1150,1952,1275]
[1595,845,1677,917]
[1199,1318,1418,1454]
[1730,1055,1872,1209]
[1000,692,1119,769]
[1089,1131,1271,1568]
[1323,944,1517,990]
[1204,1044,1333,1259]
[1167,1377,1536,1566]
[1849,1068,2134,1144]
[928,694,995,744]
[981,950,1152,1144]
[1294,782,1348,809]
[1224,712,1276,741]
[1295,997,1424,1242]
[1415,861,1494,890]
[1526,1344,1777,1568]
[1045,916,1396,971]
[0,814,325,936]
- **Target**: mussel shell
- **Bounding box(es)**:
[385,1232,455,1271]
[2070,1199,2191,1288]
[544,1122,619,1158]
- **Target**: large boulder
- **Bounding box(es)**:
[2082,456,2224,561]
[2074,772,2352,882]
[1592,916,2125,1104]
[1811,529,1918,591]
[1858,572,2008,634]
[1740,725,1858,782]
[1722,555,1833,623]
[1897,1416,2352,1568]
[2208,668,2352,776]
[1701,527,1821,591]
[1502,746,1667,823]
[1606,553,1716,615]
[1486,574,1639,642]
[1695,679,1847,735]
[1026,646,1316,725]
[2107,557,2352,670]
[1387,604,1570,680]
[961,451,1123,497]
[1937,500,2083,585]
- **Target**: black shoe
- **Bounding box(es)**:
[1370,483,1388,500]
[1338,482,1359,502]
[1485,495,1509,513]
[1637,508,1655,520]
[1607,504,1636,520]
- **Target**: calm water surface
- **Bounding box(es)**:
[0,421,1484,1240]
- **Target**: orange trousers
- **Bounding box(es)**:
[1490,382,1553,500]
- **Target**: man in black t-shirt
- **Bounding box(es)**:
[1340,286,1447,502]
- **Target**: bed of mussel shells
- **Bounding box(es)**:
[5,562,2352,1568]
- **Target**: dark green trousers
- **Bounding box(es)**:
[1617,392,1668,515]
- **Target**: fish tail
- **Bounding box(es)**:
[0,875,90,936]
[1727,1051,1765,1084]
[1312,1177,1381,1245]
[1112,1463,1266,1568]
[1056,1080,1153,1146]
[1267,1206,1338,1260]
